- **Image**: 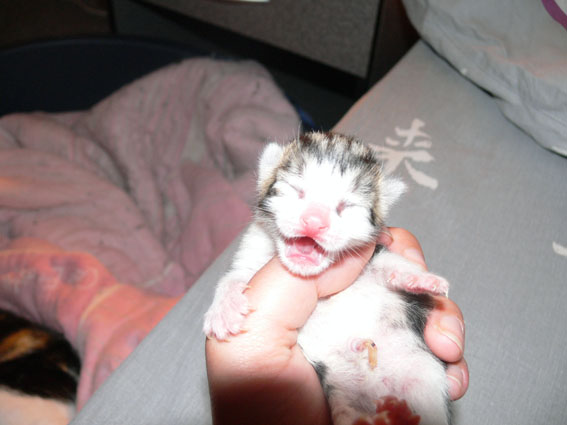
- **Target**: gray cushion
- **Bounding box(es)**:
[402,0,567,157]
[71,42,567,425]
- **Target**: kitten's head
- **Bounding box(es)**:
[256,132,406,276]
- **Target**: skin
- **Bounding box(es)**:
[206,228,468,425]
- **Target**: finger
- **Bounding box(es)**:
[446,357,469,400]
[205,240,377,423]
[244,257,319,331]
[376,227,393,246]
[386,227,427,270]
[245,242,374,331]
[314,242,374,298]
[424,296,465,363]
[386,228,468,397]
[206,256,333,425]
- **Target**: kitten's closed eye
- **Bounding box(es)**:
[279,181,304,199]
[336,200,357,216]
[293,185,305,199]
[336,201,347,216]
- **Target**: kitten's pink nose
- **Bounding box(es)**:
[300,204,330,237]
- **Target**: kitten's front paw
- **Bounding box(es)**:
[389,270,449,296]
[203,287,250,340]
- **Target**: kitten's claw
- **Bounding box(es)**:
[388,271,449,296]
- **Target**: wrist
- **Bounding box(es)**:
[206,339,330,425]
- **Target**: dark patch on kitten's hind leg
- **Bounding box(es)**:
[398,292,434,341]
[398,294,452,424]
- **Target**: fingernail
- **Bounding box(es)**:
[437,316,464,353]
[446,364,464,399]
[402,248,426,269]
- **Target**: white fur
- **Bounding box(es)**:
[267,157,379,276]
[204,135,450,424]
[257,142,284,186]
[378,176,407,217]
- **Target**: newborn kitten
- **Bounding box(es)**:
[0,309,80,425]
[204,132,451,425]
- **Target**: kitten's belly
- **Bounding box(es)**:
[297,269,437,404]
[298,269,409,365]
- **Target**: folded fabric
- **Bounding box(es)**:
[0,57,300,295]
[0,238,181,409]
[402,0,567,157]
[0,57,300,408]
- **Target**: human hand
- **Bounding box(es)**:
[205,228,468,425]
[385,228,468,401]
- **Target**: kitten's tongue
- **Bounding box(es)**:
[285,237,322,265]
[293,237,316,254]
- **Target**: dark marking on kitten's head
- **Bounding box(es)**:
[257,131,390,231]
[297,132,386,225]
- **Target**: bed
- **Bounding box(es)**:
[69,1,567,423]
[2,0,567,424]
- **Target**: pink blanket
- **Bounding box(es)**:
[0,58,299,408]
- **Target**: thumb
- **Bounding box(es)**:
[314,242,375,298]
[245,242,375,333]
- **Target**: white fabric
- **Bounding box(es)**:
[403,0,567,157]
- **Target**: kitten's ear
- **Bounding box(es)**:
[379,176,407,217]
[258,142,284,183]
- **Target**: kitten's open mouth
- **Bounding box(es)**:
[284,236,326,266]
